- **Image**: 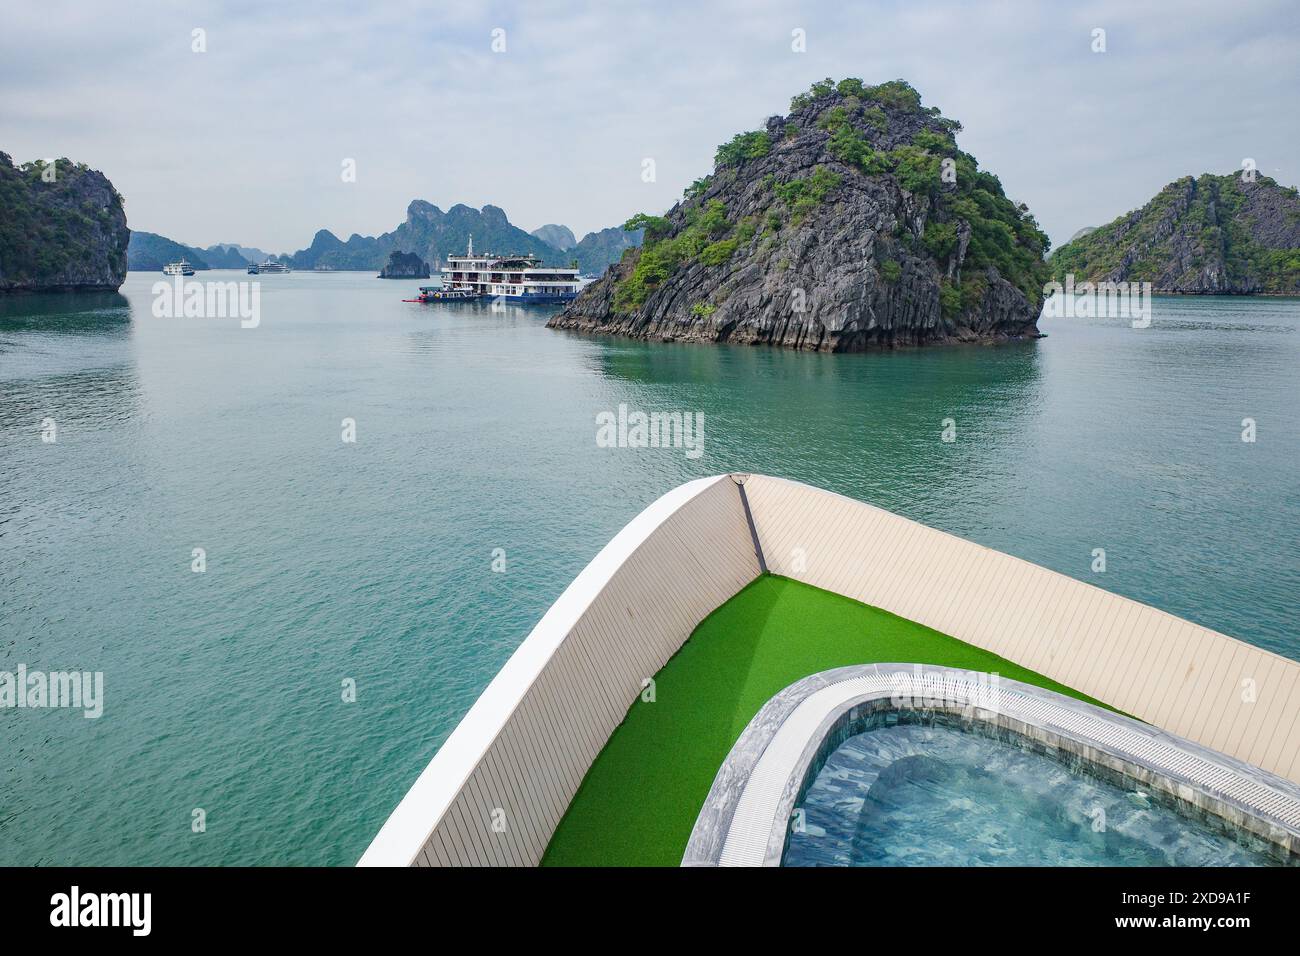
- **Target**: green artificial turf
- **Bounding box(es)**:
[540,573,1111,867]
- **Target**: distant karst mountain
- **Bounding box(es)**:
[1052,174,1300,293]
[128,205,646,279]
[551,78,1050,350]
[573,226,644,276]
[531,223,577,250]
[282,203,642,276]
[128,234,275,271]
[0,152,129,292]
[284,202,563,271]
[213,243,272,263]
[128,232,210,270]
[128,232,213,271]
[200,244,250,269]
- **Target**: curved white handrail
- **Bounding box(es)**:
[360,474,753,866]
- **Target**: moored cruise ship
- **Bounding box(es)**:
[440,236,579,303]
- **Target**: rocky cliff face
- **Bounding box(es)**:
[378,250,430,278]
[0,153,129,292]
[549,79,1050,351]
[1052,174,1300,293]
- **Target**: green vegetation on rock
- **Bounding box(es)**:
[615,200,735,309]
[714,129,772,168]
[557,77,1051,349]
[792,80,1049,307]
[774,166,842,224]
[0,154,128,291]
[1052,173,1300,293]
[792,79,1049,309]
[923,220,959,260]
[939,279,963,316]
[683,176,711,200]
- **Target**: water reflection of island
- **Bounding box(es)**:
[0,291,131,334]
[578,334,1046,523]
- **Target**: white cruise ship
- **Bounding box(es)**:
[439,236,579,303]
[247,260,290,275]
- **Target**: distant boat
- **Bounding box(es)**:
[248,260,289,275]
[405,286,482,303]
[162,259,195,277]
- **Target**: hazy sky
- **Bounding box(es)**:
[3,0,1296,254]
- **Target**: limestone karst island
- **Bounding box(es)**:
[552,79,1051,350]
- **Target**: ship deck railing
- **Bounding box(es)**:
[360,474,1300,867]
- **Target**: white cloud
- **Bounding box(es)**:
[2,0,1295,253]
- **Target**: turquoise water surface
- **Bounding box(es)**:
[784,718,1279,867]
[1,272,1297,865]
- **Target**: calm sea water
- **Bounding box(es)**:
[1,272,1297,865]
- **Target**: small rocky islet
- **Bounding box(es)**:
[549,78,1054,351]
[1051,172,1300,294]
[378,250,431,279]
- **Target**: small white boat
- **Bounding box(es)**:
[162,259,195,276]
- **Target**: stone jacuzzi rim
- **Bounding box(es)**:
[682,663,1300,867]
